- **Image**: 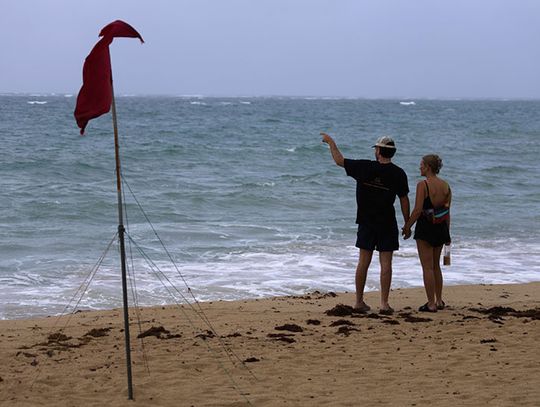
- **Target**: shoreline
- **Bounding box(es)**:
[1,282,539,406]
[4,277,540,322]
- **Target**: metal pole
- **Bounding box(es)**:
[111,81,134,400]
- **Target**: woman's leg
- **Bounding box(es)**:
[432,245,444,307]
[416,239,437,311]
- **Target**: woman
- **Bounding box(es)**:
[403,154,451,312]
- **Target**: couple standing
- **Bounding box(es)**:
[322,133,451,314]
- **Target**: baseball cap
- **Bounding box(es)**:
[372,136,396,150]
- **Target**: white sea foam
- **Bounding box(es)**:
[27,101,47,105]
[2,237,538,319]
[240,101,251,105]
[178,94,205,99]
[399,101,416,105]
[190,101,207,105]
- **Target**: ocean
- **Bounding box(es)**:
[1,95,539,319]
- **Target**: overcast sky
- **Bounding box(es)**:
[1,0,539,98]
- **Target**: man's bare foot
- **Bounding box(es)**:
[354,302,371,312]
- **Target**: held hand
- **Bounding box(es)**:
[401,226,411,240]
[321,132,333,144]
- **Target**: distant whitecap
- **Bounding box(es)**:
[399,101,416,105]
[240,101,251,105]
[27,101,47,104]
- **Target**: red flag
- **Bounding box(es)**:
[74,20,144,135]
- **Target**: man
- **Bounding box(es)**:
[321,132,410,314]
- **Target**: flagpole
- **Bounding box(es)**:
[111,80,134,400]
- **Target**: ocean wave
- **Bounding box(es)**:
[480,165,521,174]
[27,101,47,104]
[399,101,416,105]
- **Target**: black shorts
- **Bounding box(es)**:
[414,217,451,247]
[355,223,399,252]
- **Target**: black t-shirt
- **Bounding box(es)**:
[344,159,409,227]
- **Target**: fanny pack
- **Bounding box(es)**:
[422,207,449,224]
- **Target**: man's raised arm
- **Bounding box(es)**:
[321,132,344,167]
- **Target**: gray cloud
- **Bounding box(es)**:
[1,0,539,98]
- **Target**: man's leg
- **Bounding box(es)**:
[355,249,373,310]
[379,251,393,311]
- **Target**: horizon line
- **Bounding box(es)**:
[1,91,540,101]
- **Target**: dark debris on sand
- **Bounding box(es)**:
[274,324,304,332]
[243,357,260,363]
[382,319,400,325]
[84,327,111,338]
[267,333,296,343]
[137,326,182,340]
[194,330,214,340]
[224,332,242,338]
[292,291,337,300]
[336,326,360,336]
[366,313,387,319]
[138,326,170,339]
[32,332,89,351]
[47,333,72,343]
[325,304,365,317]
[469,306,540,322]
[329,319,355,327]
[398,313,433,323]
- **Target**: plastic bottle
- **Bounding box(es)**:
[443,244,451,266]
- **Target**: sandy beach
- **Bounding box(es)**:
[1,282,539,406]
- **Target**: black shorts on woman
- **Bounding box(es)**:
[413,181,451,247]
[413,217,450,247]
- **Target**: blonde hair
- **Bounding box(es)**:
[422,154,443,174]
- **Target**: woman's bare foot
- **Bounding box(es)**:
[379,306,394,315]
[418,303,437,312]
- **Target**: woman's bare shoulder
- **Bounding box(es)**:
[439,178,451,191]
